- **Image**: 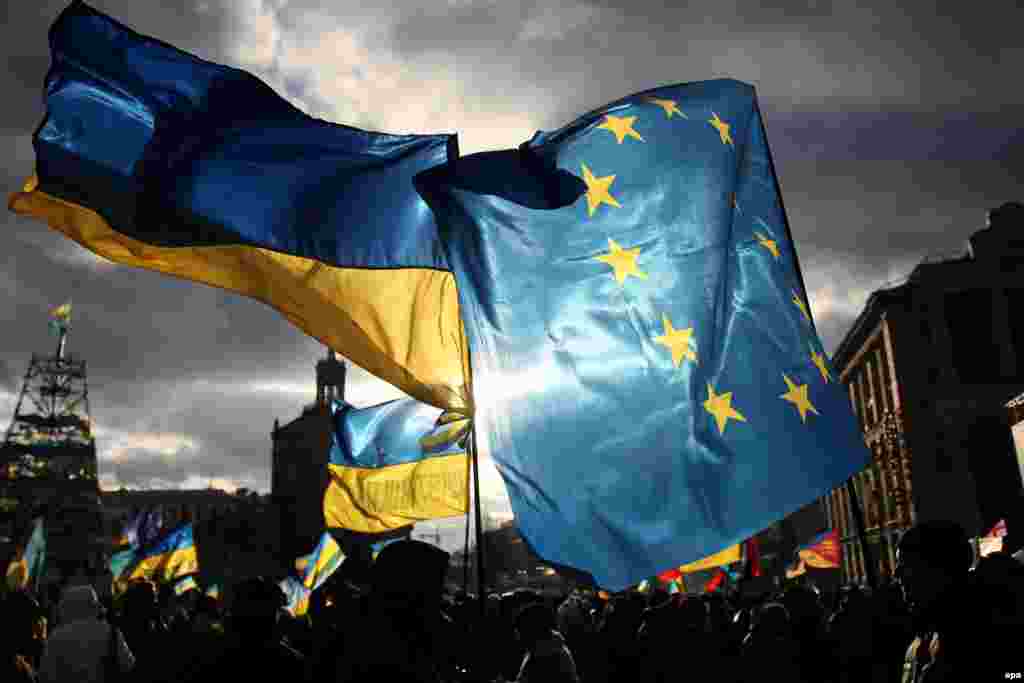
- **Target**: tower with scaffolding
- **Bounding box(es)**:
[0,304,105,586]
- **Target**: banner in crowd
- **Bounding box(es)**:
[797,530,841,568]
[9,1,470,416]
[325,399,469,533]
[174,575,199,595]
[785,558,807,579]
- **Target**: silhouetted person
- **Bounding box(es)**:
[38,585,134,683]
[895,519,1013,681]
[1,591,44,683]
[185,577,305,683]
[331,539,451,683]
[739,602,802,682]
[513,602,579,683]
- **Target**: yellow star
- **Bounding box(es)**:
[597,114,644,144]
[810,346,832,383]
[709,112,733,146]
[755,232,780,259]
[654,315,697,367]
[792,290,811,323]
[704,383,747,435]
[581,163,622,217]
[780,374,819,423]
[647,97,687,119]
[594,238,648,285]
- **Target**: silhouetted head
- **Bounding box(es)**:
[515,603,556,646]
[749,602,790,640]
[122,580,159,621]
[229,577,286,643]
[896,520,971,614]
[371,540,449,624]
[58,585,103,625]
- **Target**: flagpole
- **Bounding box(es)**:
[758,106,877,592]
[469,427,487,617]
[463,454,472,595]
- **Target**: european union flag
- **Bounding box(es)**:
[418,79,868,589]
[324,399,469,533]
[9,1,469,413]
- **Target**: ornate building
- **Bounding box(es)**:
[271,349,345,561]
[823,202,1024,584]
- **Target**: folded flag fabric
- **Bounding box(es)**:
[324,399,469,533]
[126,524,198,582]
[9,1,470,414]
[742,537,762,578]
[797,529,841,568]
[205,584,221,600]
[418,78,869,589]
[108,548,136,580]
[296,531,344,592]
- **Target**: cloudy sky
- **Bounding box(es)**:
[1,1,1021,540]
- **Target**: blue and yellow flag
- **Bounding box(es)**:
[48,302,72,336]
[205,584,221,600]
[8,1,470,414]
[126,524,198,583]
[295,531,344,592]
[174,575,199,595]
[417,79,868,589]
[324,399,469,533]
[6,517,46,591]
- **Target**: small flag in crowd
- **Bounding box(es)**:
[418,78,869,589]
[704,568,728,593]
[325,399,468,533]
[10,1,469,415]
[6,517,45,591]
[296,532,344,592]
[206,584,221,600]
[126,524,198,582]
[174,575,199,595]
[797,529,841,569]
[979,519,1007,557]
[48,302,72,336]
[785,557,807,579]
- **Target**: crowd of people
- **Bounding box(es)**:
[3,519,1022,683]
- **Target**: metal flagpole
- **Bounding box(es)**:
[469,427,487,617]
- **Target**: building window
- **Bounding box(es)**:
[945,289,1002,382]
[872,347,889,414]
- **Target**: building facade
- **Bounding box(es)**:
[271,349,345,561]
[822,202,1024,584]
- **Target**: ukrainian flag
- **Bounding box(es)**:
[126,524,198,582]
[324,399,469,533]
[9,1,470,414]
[6,517,46,591]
